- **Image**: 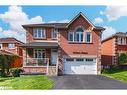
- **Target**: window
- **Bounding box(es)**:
[117,37,126,45]
[34,49,45,58]
[68,26,91,43]
[86,58,93,62]
[75,27,84,42]
[8,43,15,49]
[33,28,46,38]
[52,29,58,39]
[76,58,84,61]
[66,58,74,62]
[68,32,74,41]
[0,44,2,49]
[86,32,92,43]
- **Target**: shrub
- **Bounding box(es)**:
[119,53,127,65]
[10,68,23,77]
[102,65,121,74]
[0,55,19,77]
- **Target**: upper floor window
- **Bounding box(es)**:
[52,29,58,39]
[75,27,84,42]
[8,43,15,49]
[85,32,92,43]
[68,32,74,41]
[0,44,2,49]
[68,26,92,43]
[117,37,126,45]
[33,28,46,38]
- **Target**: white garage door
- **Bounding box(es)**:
[64,58,97,74]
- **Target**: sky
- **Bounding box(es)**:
[0,6,127,42]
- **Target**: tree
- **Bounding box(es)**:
[0,55,18,77]
[119,53,127,65]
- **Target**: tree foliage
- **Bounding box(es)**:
[0,55,19,77]
[119,53,127,65]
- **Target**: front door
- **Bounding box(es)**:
[51,49,58,65]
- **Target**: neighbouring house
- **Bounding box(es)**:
[101,32,127,68]
[21,12,105,75]
[0,37,24,67]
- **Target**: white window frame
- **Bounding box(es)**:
[117,37,126,45]
[52,29,58,39]
[34,49,46,58]
[8,43,15,49]
[68,32,74,42]
[85,32,92,43]
[33,28,46,39]
[0,43,2,49]
[75,32,84,42]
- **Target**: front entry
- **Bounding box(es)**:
[51,49,58,65]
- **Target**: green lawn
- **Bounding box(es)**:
[0,75,54,90]
[102,70,127,83]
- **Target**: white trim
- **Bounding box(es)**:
[66,12,95,28]
[68,32,74,41]
[51,29,58,39]
[33,28,46,39]
[85,32,92,43]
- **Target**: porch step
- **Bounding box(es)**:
[48,66,57,76]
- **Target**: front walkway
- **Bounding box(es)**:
[50,75,127,89]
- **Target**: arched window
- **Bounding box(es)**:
[76,27,84,32]
[75,27,84,42]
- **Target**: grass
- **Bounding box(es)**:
[0,75,54,90]
[102,69,127,83]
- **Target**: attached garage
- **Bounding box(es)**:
[64,58,97,74]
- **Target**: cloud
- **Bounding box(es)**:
[101,6,127,21]
[102,26,117,40]
[48,19,69,23]
[0,6,43,42]
[93,17,103,24]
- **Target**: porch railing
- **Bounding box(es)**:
[24,58,49,67]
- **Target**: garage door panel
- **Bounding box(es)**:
[64,58,97,74]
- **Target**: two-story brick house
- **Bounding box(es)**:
[101,32,127,68]
[22,12,105,75]
[0,37,24,67]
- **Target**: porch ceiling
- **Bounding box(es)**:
[21,42,59,48]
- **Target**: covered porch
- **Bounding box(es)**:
[21,42,59,75]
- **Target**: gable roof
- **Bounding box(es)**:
[0,37,24,44]
[66,12,94,28]
[102,32,127,43]
[22,12,105,31]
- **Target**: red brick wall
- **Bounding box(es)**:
[101,38,115,65]
[59,15,100,56]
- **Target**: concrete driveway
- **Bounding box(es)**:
[50,75,127,89]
